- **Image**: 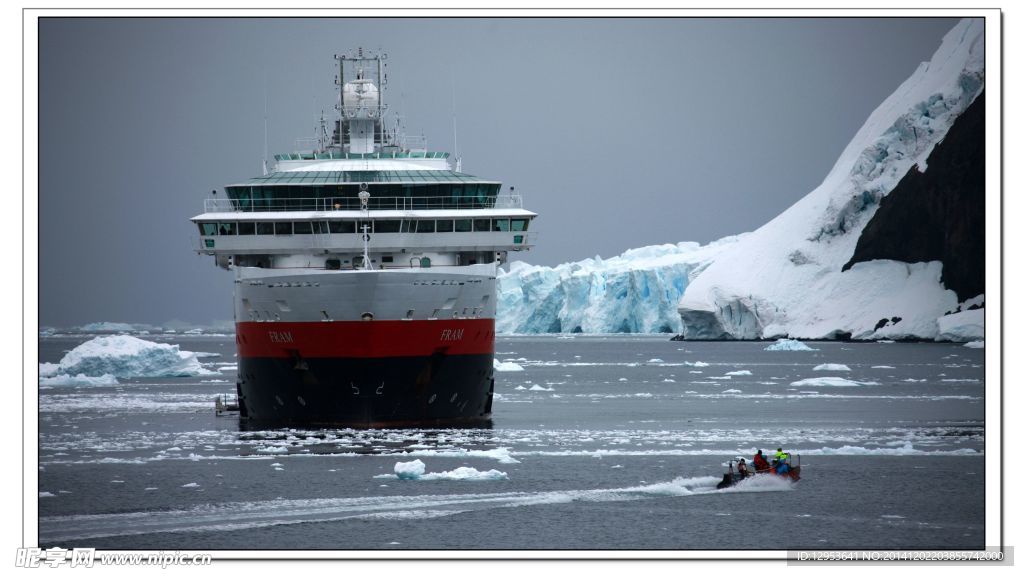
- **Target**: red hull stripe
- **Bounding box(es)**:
[235,319,495,359]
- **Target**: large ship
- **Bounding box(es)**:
[191,49,536,426]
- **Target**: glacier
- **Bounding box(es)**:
[676,18,985,340]
[497,19,984,340]
[44,335,215,380]
[497,238,741,334]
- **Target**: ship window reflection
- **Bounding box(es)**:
[200,223,217,236]
[454,219,472,232]
[375,220,401,233]
[293,221,313,234]
[238,222,255,235]
[416,220,435,233]
[256,222,274,235]
[275,222,292,235]
[329,220,355,234]
[492,219,510,232]
[218,222,237,235]
[473,219,490,232]
[436,220,454,233]
[511,218,529,232]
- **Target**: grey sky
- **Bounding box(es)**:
[38,17,960,327]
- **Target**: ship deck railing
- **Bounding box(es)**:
[203,195,523,213]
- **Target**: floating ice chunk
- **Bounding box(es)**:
[725,370,752,376]
[493,359,525,372]
[872,365,896,369]
[39,373,119,387]
[618,377,628,382]
[394,459,426,480]
[181,482,200,488]
[722,389,743,394]
[55,335,215,378]
[963,340,984,349]
[648,358,664,363]
[39,491,55,498]
[385,460,507,481]
[765,339,817,351]
[791,377,879,387]
[813,364,851,371]
[39,362,59,377]
[685,361,710,367]
[529,384,555,392]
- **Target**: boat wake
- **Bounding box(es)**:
[40,474,768,543]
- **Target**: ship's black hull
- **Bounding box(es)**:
[236,353,495,427]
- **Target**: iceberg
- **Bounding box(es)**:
[677,19,985,340]
[497,238,741,334]
[51,335,214,378]
[764,339,817,352]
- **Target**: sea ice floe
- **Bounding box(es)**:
[381,459,508,481]
[493,359,525,372]
[39,373,119,387]
[725,370,752,376]
[963,340,984,349]
[790,377,879,387]
[813,364,851,371]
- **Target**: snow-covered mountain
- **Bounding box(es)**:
[676,18,985,340]
[496,238,741,334]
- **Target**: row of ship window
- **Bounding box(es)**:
[199,218,530,236]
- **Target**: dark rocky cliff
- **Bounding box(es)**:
[843,91,985,301]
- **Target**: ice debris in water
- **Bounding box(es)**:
[385,459,508,481]
[963,340,984,349]
[725,370,752,376]
[39,373,119,387]
[791,377,879,387]
[764,339,818,351]
[44,335,215,379]
[813,363,851,371]
[493,359,525,372]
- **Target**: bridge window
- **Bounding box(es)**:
[375,220,401,233]
[200,223,217,236]
[416,220,435,233]
[293,221,313,234]
[473,219,490,232]
[511,218,529,231]
[454,219,472,232]
[436,219,454,232]
[491,218,510,232]
[256,222,274,235]
[238,222,255,235]
[275,222,292,235]
[329,220,355,234]
[218,222,237,235]
[315,221,329,234]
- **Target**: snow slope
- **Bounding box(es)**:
[676,18,985,340]
[497,238,741,333]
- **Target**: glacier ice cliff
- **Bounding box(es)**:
[676,18,985,341]
[497,238,741,334]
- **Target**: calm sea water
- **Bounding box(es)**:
[37,334,985,551]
